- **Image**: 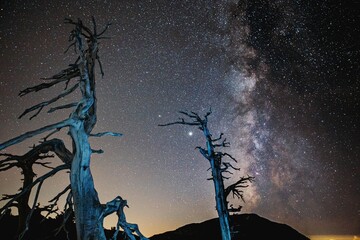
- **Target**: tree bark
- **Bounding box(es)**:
[204,127,231,240]
[211,163,231,240]
[69,121,106,240]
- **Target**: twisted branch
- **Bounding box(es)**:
[224,175,255,201]
[89,131,123,137]
[0,164,69,216]
[109,197,148,240]
[40,185,71,221]
[48,102,78,113]
[0,118,73,151]
[19,83,79,120]
[55,191,73,240]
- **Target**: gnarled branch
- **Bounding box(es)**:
[0,119,73,151]
[19,83,79,120]
[107,196,148,240]
[221,162,240,173]
[55,191,73,240]
[196,146,209,160]
[0,164,69,216]
[42,184,71,219]
[89,131,123,137]
[48,102,78,113]
[218,152,237,162]
[158,118,201,127]
[19,181,44,239]
[224,175,255,201]
[40,64,80,81]
[91,149,104,154]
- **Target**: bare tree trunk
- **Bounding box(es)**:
[66,17,107,239]
[17,167,33,238]
[211,164,231,240]
[204,127,231,240]
[69,123,106,240]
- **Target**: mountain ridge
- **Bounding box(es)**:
[150,213,309,240]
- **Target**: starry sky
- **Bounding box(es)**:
[0,0,359,237]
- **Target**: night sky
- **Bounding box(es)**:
[0,0,359,237]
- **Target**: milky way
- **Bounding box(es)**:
[0,0,359,236]
[215,0,360,234]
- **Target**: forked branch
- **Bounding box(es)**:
[97,196,148,240]
[0,164,69,216]
[19,64,80,97]
[224,175,255,201]
[42,184,71,219]
[109,196,148,240]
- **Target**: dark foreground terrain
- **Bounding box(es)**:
[0,212,309,240]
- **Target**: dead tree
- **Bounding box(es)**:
[0,18,147,240]
[0,138,73,238]
[101,196,149,240]
[159,110,254,240]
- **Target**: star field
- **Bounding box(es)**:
[0,0,359,237]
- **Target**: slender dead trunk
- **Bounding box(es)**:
[17,167,34,238]
[204,127,231,240]
[159,111,253,240]
[211,162,231,240]
[159,111,233,240]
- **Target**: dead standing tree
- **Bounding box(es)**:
[0,138,72,238]
[159,110,254,240]
[0,18,147,240]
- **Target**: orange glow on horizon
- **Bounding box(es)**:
[309,235,359,240]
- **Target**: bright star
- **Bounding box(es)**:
[188,131,193,136]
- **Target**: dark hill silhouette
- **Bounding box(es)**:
[150,214,310,240]
[0,210,137,240]
[0,210,77,240]
[0,211,308,240]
